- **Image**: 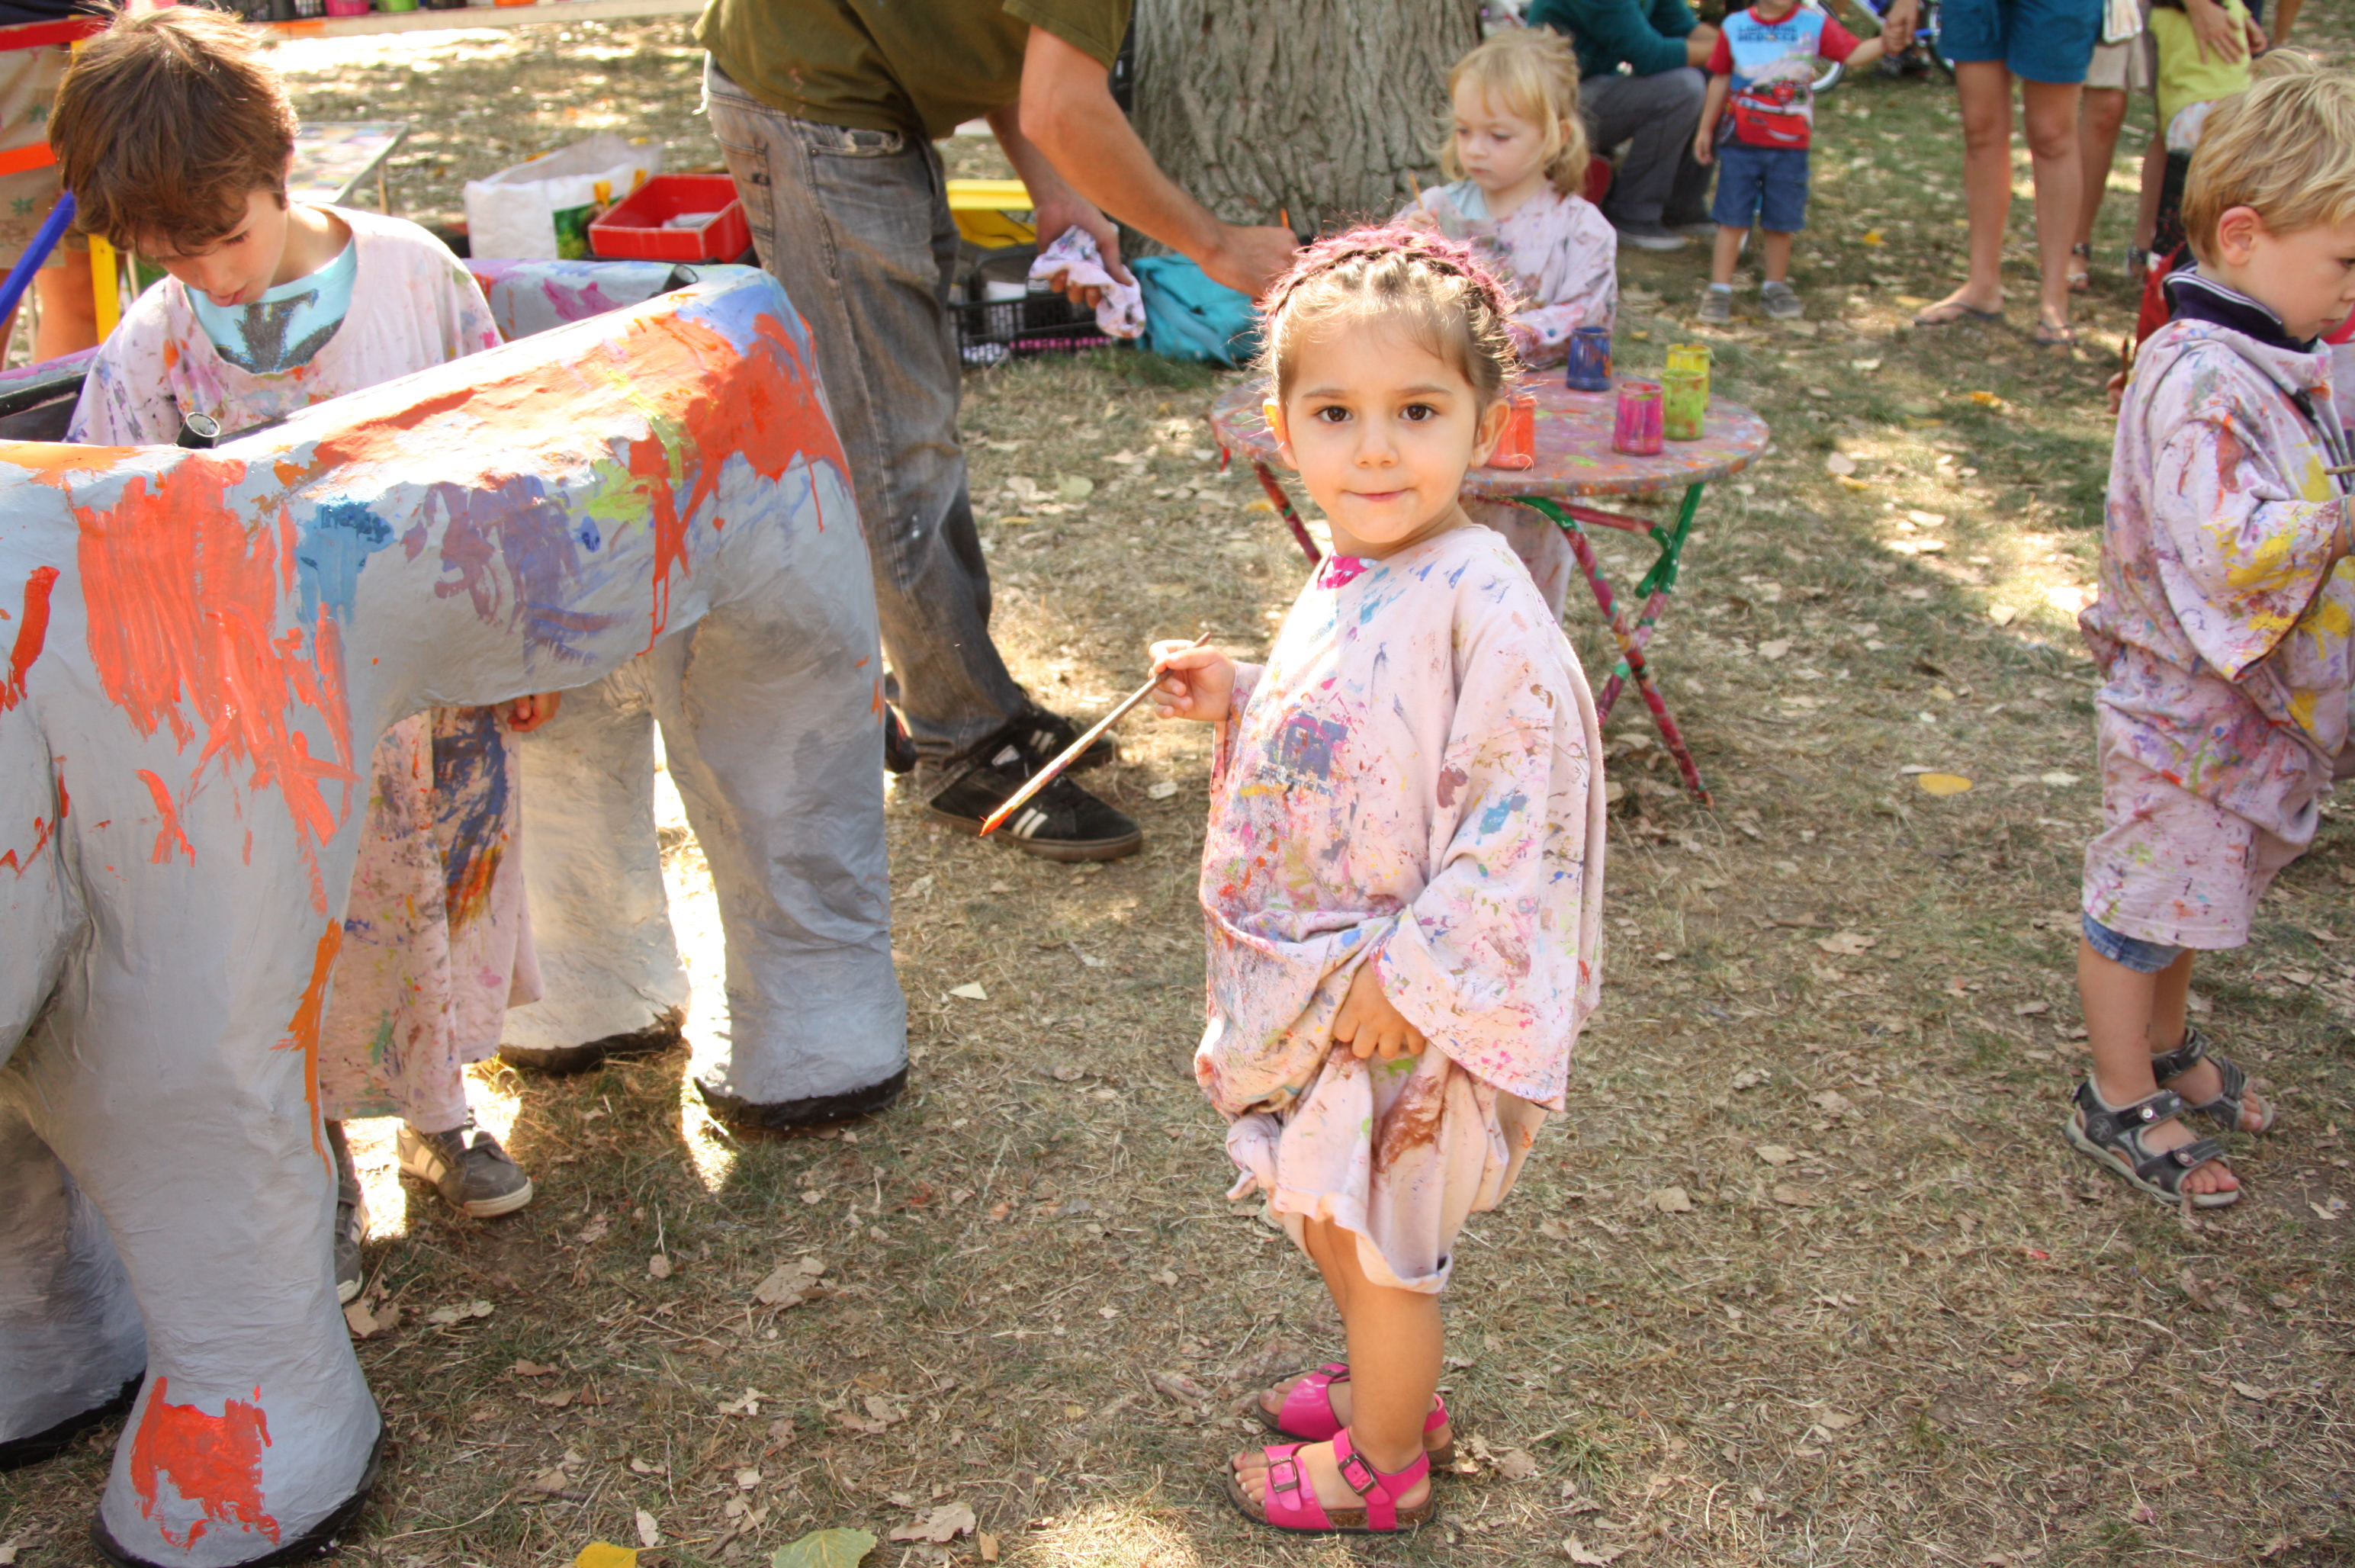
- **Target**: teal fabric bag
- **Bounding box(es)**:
[1132,255,1259,365]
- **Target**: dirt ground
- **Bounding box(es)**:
[6,14,2355,1568]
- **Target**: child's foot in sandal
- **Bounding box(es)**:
[2151,1026,2276,1134]
[1254,1365,1454,1460]
[1228,1429,1435,1534]
[2065,1077,2240,1207]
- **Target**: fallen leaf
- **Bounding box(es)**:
[718,1387,771,1417]
[1732,1068,1767,1090]
[647,1254,672,1280]
[1817,1411,1859,1430]
[1916,773,1973,795]
[574,1545,637,1568]
[889,1503,978,1544]
[512,1359,560,1378]
[1648,1187,1695,1213]
[1772,1184,1820,1207]
[344,1302,382,1339]
[531,1390,578,1409]
[635,1510,660,1549]
[2231,1381,2272,1402]
[1566,1536,1627,1564]
[1970,390,2003,407]
[863,1394,905,1428]
[1850,358,1881,372]
[2308,1201,2341,1222]
[630,1457,663,1476]
[1496,1448,1540,1480]
[425,1300,494,1327]
[1538,1216,1570,1239]
[1811,1090,1854,1117]
[1052,1065,1084,1081]
[946,982,988,1001]
[1753,1145,1796,1166]
[771,1528,879,1568]
[2039,770,2080,786]
[1988,604,2019,625]
[1757,638,1791,660]
[577,1213,610,1245]
[1147,780,1180,799]
[980,1531,1001,1563]
[1825,452,1859,477]
[531,1466,573,1494]
[1815,930,1877,956]
[2014,1000,2051,1017]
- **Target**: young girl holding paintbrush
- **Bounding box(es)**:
[1152,227,1607,1535]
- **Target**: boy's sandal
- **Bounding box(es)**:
[1255,1364,1456,1463]
[2150,1026,2276,1135]
[1225,1428,1436,1535]
[2068,242,2093,292]
[2033,315,2080,347]
[2064,1078,2240,1210]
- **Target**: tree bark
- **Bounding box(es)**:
[1133,0,1483,239]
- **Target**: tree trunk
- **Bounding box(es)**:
[1133,0,1483,240]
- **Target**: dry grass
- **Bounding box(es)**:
[8,15,2355,1568]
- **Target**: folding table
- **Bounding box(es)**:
[1205,378,1771,804]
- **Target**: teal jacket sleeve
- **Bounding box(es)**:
[1530,0,1696,79]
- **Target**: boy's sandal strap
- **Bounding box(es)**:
[2069,1081,2235,1204]
[2151,1027,2271,1134]
[2074,1082,2190,1149]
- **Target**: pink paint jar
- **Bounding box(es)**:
[322,0,371,14]
[1613,381,1664,456]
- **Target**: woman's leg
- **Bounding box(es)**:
[2132,133,2164,251]
[2077,941,2235,1196]
[2074,85,2128,252]
[2021,78,2087,330]
[1920,62,2016,318]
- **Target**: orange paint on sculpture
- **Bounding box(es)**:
[275,921,344,1167]
[74,458,357,911]
[2,564,56,710]
[137,768,192,864]
[126,1377,278,1550]
[0,441,135,485]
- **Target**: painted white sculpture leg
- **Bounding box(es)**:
[0,1104,144,1469]
[648,499,907,1126]
[500,666,689,1074]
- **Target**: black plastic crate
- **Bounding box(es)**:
[950,289,1122,368]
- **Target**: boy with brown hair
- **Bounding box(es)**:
[53,5,561,1299]
[2069,66,2355,1209]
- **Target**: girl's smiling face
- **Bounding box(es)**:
[1267,318,1508,561]
[1451,82,1558,214]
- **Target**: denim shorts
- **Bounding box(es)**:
[2082,914,2185,975]
[1942,0,2103,83]
[1710,143,1809,233]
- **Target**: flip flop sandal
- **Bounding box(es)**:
[1255,1363,1456,1463]
[1912,300,2003,327]
[1226,1427,1436,1535]
[2150,1026,2276,1135]
[2068,242,2093,292]
[2064,1078,2239,1209]
[2034,317,2081,347]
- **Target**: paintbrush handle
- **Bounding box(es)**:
[979,634,1210,837]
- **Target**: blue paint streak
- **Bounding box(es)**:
[1478,789,1528,836]
[297,498,396,627]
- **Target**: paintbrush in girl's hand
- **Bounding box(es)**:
[980,633,1213,837]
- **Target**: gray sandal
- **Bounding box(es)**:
[2148,1026,2275,1135]
[2065,1079,2240,1210]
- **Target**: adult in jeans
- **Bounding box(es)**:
[1910,0,2103,345]
[1526,0,1726,251]
[693,0,1296,863]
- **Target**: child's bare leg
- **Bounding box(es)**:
[1236,1216,1439,1509]
[1759,230,1794,284]
[1710,225,1746,286]
[2132,133,2164,251]
[2077,941,2235,1195]
[1254,1219,1453,1448]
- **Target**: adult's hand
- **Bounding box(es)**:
[1684,21,1720,66]
[2183,0,2247,63]
[1031,190,1127,309]
[2244,14,2268,53]
[1206,224,1302,301]
[1879,0,1918,51]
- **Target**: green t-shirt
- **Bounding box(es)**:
[696,0,1129,142]
[2150,0,2251,138]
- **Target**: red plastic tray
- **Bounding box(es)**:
[589,174,751,264]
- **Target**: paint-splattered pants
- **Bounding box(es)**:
[317,707,538,1131]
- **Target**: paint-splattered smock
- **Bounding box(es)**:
[69,207,536,1129]
[2079,311,2355,949]
[1197,525,1607,1293]
[1398,183,1618,618]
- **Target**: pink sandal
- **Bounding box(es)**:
[1225,1427,1436,1534]
[1255,1364,1455,1462]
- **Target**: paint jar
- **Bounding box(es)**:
[1662,368,1708,441]
[1665,341,1713,379]
[1613,381,1664,456]
[1564,324,1613,391]
[1486,392,1537,469]
[378,0,417,12]
[322,0,369,14]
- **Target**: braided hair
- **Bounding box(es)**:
[1255,224,1521,413]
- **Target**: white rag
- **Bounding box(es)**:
[1029,227,1146,340]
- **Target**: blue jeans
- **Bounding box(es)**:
[1711,143,1810,233]
[705,60,1027,770]
[2083,914,2185,975]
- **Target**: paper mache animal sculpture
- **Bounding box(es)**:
[0,265,905,1565]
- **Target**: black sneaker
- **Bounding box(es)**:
[1008,695,1118,773]
[924,728,1142,862]
[326,1120,366,1305]
[882,705,918,774]
[398,1117,533,1218]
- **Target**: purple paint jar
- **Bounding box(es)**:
[1564,324,1613,392]
[1613,381,1664,456]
